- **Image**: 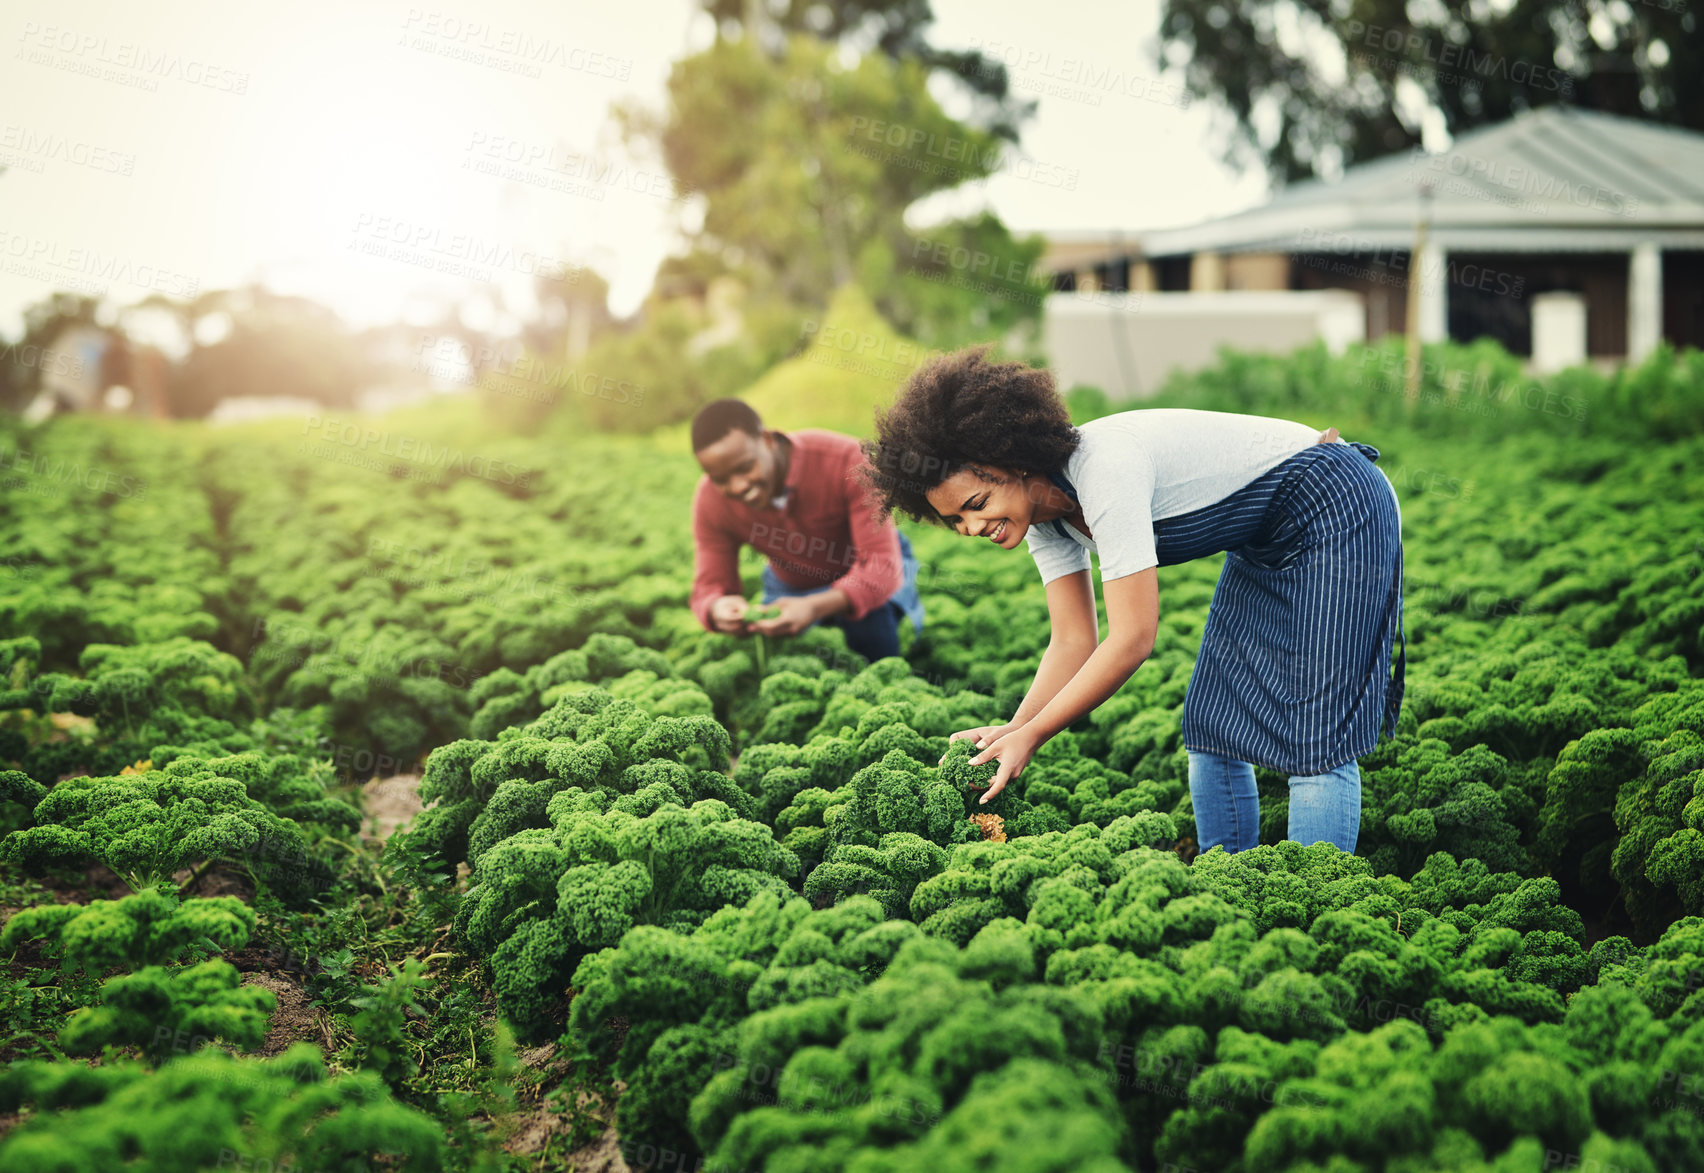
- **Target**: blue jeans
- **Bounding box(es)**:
[760,532,924,662]
[1187,750,1361,854]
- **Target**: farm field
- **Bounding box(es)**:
[2,339,1703,1173]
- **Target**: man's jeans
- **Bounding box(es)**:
[760,532,924,662]
[1187,749,1362,854]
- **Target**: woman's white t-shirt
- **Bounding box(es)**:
[1025,408,1331,585]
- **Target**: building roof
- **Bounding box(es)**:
[1140,106,1704,257]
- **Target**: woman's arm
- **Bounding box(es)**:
[1010,569,1100,726]
[1020,567,1157,739]
[940,569,1096,760]
[967,567,1159,802]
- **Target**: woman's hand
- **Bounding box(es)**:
[966,725,1044,805]
[941,725,1017,764]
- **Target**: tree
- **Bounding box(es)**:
[523,266,613,360]
[623,34,1043,346]
[636,36,1003,296]
[1,293,103,413]
[584,13,1046,433]
[167,286,375,418]
[1159,0,1701,183]
[698,0,1034,140]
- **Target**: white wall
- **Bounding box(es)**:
[1042,290,1368,399]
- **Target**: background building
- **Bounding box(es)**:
[1041,107,1704,398]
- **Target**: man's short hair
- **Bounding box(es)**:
[691,399,763,452]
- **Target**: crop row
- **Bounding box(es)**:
[1,352,1701,1170]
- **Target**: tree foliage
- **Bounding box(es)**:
[1158,0,1702,182]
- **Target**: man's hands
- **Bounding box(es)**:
[747,595,818,637]
[943,723,1040,805]
[709,593,821,637]
[708,595,750,634]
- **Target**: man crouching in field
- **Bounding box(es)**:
[689,398,924,661]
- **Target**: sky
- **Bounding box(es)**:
[0,0,1275,338]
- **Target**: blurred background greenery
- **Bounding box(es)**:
[4,0,1698,433]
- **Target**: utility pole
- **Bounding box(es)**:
[1404,183,1433,404]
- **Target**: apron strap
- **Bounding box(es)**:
[1360,438,1401,739]
[1045,469,1079,539]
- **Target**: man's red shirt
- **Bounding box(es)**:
[690,429,903,630]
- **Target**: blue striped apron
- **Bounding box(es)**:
[1049,440,1404,776]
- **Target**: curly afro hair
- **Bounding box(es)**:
[861,345,1079,524]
